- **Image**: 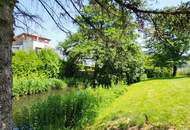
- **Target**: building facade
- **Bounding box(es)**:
[12,33,51,52]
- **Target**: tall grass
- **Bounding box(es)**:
[13,78,66,97]
[13,85,127,130]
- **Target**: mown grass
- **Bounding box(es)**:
[90,77,190,130]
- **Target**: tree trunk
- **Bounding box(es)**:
[92,54,99,88]
[0,1,16,130]
[172,65,177,77]
[92,62,98,88]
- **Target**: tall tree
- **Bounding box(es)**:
[0,1,16,130]
[145,7,190,77]
[59,4,144,87]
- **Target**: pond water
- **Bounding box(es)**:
[13,88,70,110]
[13,88,74,129]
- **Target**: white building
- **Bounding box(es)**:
[12,33,51,52]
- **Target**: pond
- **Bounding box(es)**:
[13,88,74,129]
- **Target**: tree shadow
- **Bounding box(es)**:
[142,76,188,82]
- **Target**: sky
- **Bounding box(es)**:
[15,0,189,48]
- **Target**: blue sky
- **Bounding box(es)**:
[15,0,189,47]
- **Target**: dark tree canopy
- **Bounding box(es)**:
[145,6,190,77]
[14,0,190,37]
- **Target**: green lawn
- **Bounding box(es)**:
[90,77,190,129]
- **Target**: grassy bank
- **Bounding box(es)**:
[13,85,127,130]
[13,78,66,97]
[13,77,190,129]
[91,77,190,129]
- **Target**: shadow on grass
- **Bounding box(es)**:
[140,76,189,83]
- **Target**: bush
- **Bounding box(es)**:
[93,48,144,87]
[37,48,61,78]
[13,85,127,130]
[144,56,171,79]
[145,67,171,78]
[12,49,61,79]
[140,74,148,81]
[12,50,42,78]
[60,60,80,78]
[13,78,66,97]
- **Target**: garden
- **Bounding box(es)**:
[7,1,190,130]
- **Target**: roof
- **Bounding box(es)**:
[15,33,51,41]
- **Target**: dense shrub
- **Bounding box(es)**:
[140,73,148,81]
[92,54,144,87]
[144,56,172,79]
[12,50,43,78]
[145,67,171,78]
[13,85,127,130]
[13,78,66,97]
[12,49,61,79]
[60,60,80,78]
[37,49,61,78]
